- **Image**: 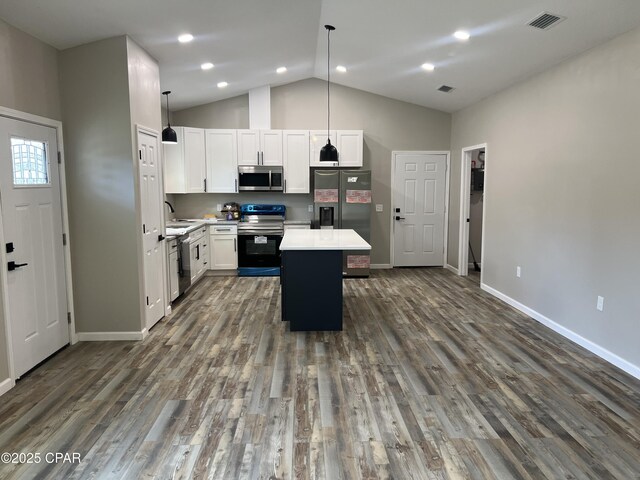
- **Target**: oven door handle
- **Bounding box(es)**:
[238,230,283,236]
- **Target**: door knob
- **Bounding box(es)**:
[8,261,28,271]
[395,216,405,221]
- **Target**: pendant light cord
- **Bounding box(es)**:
[163,90,172,128]
[327,27,331,141]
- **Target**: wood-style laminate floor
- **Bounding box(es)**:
[0,268,639,479]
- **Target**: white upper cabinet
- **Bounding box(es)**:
[309,130,363,168]
[164,127,206,193]
[283,130,310,194]
[309,130,337,167]
[237,130,260,165]
[205,129,238,193]
[237,129,283,166]
[336,130,364,167]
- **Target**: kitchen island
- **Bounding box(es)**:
[279,229,371,331]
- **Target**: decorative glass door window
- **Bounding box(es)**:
[11,137,50,185]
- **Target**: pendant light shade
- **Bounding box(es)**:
[320,25,338,162]
[161,90,178,144]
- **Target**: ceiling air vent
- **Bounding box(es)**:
[528,12,565,30]
[438,85,454,93]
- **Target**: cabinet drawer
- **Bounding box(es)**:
[210,225,237,235]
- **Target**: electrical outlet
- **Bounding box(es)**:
[376,204,383,212]
[516,266,521,278]
[217,204,222,211]
[308,204,313,212]
[596,296,604,311]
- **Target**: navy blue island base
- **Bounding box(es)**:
[280,249,343,331]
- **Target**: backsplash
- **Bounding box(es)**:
[168,192,314,221]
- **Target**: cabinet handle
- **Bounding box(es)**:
[234,238,236,252]
[235,179,238,192]
[204,178,207,191]
[261,151,264,165]
[284,179,287,193]
[196,244,200,260]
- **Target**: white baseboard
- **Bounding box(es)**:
[0,377,15,397]
[76,330,147,341]
[371,264,392,269]
[445,264,459,275]
[481,283,640,380]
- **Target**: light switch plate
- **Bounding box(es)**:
[217,204,222,211]
[308,205,313,212]
[376,204,383,212]
[597,296,604,311]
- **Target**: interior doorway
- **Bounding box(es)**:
[458,144,486,282]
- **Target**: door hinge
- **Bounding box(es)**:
[139,150,142,160]
[57,151,62,164]
[62,233,67,246]
[146,296,149,306]
[143,224,146,234]
[67,312,71,324]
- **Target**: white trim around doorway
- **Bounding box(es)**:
[0,106,77,386]
[458,143,487,283]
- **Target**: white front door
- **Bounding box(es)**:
[393,152,447,266]
[0,117,69,377]
[138,129,165,330]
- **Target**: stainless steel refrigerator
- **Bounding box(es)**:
[314,170,371,277]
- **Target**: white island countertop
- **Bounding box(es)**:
[280,229,371,251]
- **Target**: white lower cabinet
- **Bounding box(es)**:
[189,226,208,283]
[167,239,180,302]
[209,225,238,271]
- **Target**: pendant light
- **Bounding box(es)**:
[320,24,338,162]
[161,90,177,144]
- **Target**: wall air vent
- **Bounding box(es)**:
[438,85,455,93]
[528,12,565,30]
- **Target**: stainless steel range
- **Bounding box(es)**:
[237,204,285,276]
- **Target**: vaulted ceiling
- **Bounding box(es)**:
[2,0,640,112]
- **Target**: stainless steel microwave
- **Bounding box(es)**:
[238,165,284,191]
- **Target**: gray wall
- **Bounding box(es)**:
[449,27,640,369]
[59,36,143,333]
[0,18,61,120]
[172,78,451,264]
[0,18,62,383]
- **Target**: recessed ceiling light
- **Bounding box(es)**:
[217,81,228,88]
[336,65,347,73]
[454,30,470,41]
[276,66,287,74]
[201,62,214,70]
[178,33,194,43]
[421,63,435,72]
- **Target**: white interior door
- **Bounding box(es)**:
[393,152,447,266]
[138,129,165,330]
[0,117,69,378]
